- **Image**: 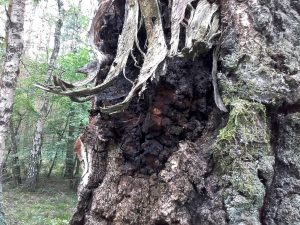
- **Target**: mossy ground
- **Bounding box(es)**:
[3,176,77,225]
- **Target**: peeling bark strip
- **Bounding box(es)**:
[169,0,193,56]
[0,0,25,223]
[101,0,168,114]
[185,0,219,51]
[36,0,225,113]
[56,0,139,99]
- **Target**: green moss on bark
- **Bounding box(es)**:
[214,99,268,173]
[214,99,273,224]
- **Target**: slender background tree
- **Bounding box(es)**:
[24,0,64,190]
[0,0,25,223]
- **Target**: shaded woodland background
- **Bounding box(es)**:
[0,0,91,182]
[0,0,97,224]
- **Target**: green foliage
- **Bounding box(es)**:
[57,48,90,83]
[3,2,93,223]
[11,60,48,122]
[64,6,89,30]
[62,4,90,49]
[0,0,7,5]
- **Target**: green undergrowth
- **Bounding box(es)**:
[3,176,77,225]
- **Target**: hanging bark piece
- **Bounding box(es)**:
[169,0,193,56]
[45,0,139,102]
[35,1,115,96]
[101,0,168,114]
[90,0,139,91]
[184,0,219,56]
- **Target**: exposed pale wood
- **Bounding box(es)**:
[212,43,227,112]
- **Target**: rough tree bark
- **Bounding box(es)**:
[24,0,64,189]
[39,0,299,224]
[0,0,25,223]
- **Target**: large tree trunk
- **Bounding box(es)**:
[0,0,25,223]
[24,0,64,189]
[39,0,298,224]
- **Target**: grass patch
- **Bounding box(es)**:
[3,176,77,225]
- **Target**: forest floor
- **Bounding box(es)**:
[3,176,77,225]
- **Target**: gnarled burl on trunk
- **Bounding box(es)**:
[37,0,300,224]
